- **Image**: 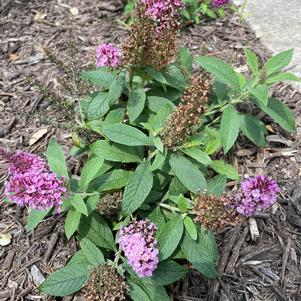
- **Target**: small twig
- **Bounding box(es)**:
[44,232,59,263]
[281,235,292,286]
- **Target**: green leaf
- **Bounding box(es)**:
[220,105,240,153]
[81,68,114,88]
[207,175,227,196]
[39,265,89,296]
[170,155,207,193]
[199,228,219,263]
[210,160,239,180]
[90,140,142,163]
[239,114,268,146]
[184,216,198,240]
[244,48,259,76]
[80,238,105,267]
[145,66,168,85]
[252,97,296,132]
[78,212,116,251]
[65,208,81,239]
[178,47,193,77]
[103,124,153,146]
[108,73,125,104]
[148,260,187,285]
[87,92,110,120]
[86,194,100,215]
[153,136,164,153]
[67,250,91,267]
[177,194,188,213]
[195,56,240,91]
[147,207,166,237]
[70,195,88,216]
[104,108,125,124]
[122,161,153,214]
[150,103,174,132]
[128,88,146,123]
[79,156,104,191]
[26,208,51,232]
[157,215,184,261]
[264,49,294,76]
[181,147,212,166]
[250,84,269,106]
[45,138,69,179]
[181,230,217,279]
[92,169,133,192]
[146,96,175,113]
[265,72,301,84]
[128,281,152,301]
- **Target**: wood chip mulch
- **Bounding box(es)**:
[0,0,301,300]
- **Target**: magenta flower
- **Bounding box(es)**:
[5,171,66,213]
[212,0,230,8]
[0,148,46,174]
[234,175,280,217]
[1,148,66,212]
[96,43,121,68]
[141,0,183,34]
[119,220,159,278]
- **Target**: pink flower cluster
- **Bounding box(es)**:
[1,149,66,212]
[96,43,121,68]
[212,0,230,8]
[119,219,159,278]
[233,175,280,217]
[141,0,183,33]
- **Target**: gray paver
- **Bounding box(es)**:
[233,0,301,84]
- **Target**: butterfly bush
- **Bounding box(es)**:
[1,149,66,212]
[232,175,280,217]
[212,0,230,8]
[119,219,159,278]
[96,43,121,68]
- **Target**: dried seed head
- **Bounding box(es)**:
[161,75,210,149]
[122,1,182,71]
[194,193,243,231]
[97,191,123,218]
[84,265,127,301]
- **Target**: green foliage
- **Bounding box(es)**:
[39,265,89,296]
[35,25,299,299]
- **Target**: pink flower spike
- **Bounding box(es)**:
[96,43,121,68]
[119,219,159,278]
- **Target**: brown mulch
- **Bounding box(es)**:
[0,1,301,300]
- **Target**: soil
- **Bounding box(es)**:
[1,1,301,300]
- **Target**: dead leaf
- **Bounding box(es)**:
[0,233,12,246]
[69,7,79,16]
[266,124,276,133]
[33,11,47,22]
[29,128,48,146]
[9,53,19,61]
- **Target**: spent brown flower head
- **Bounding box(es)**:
[194,193,243,231]
[161,75,210,149]
[122,1,181,71]
[84,265,127,301]
[97,191,123,218]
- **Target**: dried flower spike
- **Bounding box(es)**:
[232,175,280,217]
[97,191,123,218]
[162,75,210,149]
[119,219,159,278]
[84,265,127,301]
[96,43,121,68]
[194,193,243,231]
[122,0,183,71]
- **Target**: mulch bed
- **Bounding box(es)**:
[0,1,301,300]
